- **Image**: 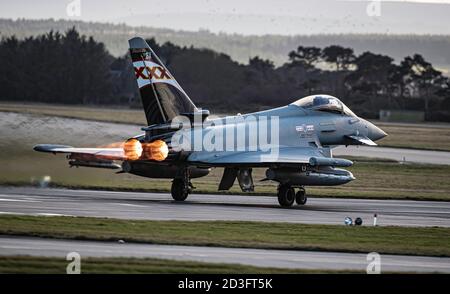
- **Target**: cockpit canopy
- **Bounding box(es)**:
[291,95,356,117]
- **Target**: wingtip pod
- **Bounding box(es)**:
[33,144,73,153]
[33,144,44,152]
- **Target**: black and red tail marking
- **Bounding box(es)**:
[128,37,197,125]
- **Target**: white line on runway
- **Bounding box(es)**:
[114,203,147,208]
[35,213,72,217]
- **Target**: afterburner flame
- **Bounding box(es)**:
[99,142,124,148]
[122,139,169,161]
[123,138,143,160]
[141,140,169,161]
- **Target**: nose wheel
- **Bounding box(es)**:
[277,184,307,207]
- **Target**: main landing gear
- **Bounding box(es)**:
[277,184,307,207]
[171,168,194,202]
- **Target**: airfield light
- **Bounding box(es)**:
[123,138,143,160]
[344,217,353,226]
[142,140,169,161]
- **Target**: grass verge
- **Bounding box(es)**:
[0,103,146,125]
[1,215,449,257]
[376,122,450,151]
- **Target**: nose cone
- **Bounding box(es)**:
[367,121,387,141]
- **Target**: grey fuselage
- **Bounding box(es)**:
[127,102,386,187]
[172,104,385,154]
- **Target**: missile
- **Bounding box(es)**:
[309,157,353,167]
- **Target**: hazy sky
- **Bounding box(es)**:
[1,0,450,35]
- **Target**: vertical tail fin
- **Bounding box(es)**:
[128,37,197,125]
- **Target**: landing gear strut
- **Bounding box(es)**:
[171,168,193,201]
[277,184,307,207]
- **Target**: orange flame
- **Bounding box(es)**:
[123,138,143,160]
[141,140,169,161]
[99,142,124,148]
[122,139,169,161]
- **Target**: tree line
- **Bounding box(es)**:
[0,28,449,121]
[2,18,450,69]
[0,28,113,104]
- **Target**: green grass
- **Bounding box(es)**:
[1,255,347,274]
[1,102,450,151]
[376,122,450,151]
[1,215,449,257]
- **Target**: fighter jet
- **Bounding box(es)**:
[34,37,387,207]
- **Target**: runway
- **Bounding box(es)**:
[1,187,449,227]
[1,235,449,273]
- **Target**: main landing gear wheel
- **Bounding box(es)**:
[171,168,194,202]
[295,187,307,205]
[277,184,295,207]
[171,178,189,201]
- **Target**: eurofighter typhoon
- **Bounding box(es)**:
[34,37,387,207]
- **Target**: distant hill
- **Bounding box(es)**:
[1,18,450,73]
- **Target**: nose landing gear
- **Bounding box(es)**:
[277,184,307,207]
